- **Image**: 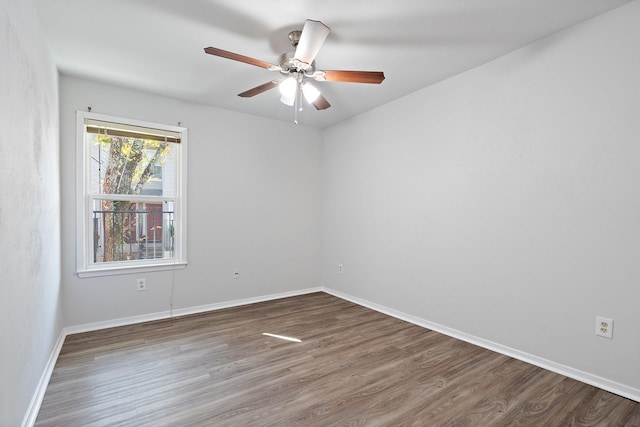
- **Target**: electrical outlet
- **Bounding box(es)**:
[137,278,146,291]
[233,268,240,279]
[595,316,613,339]
[338,264,344,274]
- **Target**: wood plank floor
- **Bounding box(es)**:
[36,292,640,426]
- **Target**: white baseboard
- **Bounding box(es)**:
[170,287,324,318]
[322,287,640,403]
[64,287,324,335]
[22,330,66,427]
[64,309,173,335]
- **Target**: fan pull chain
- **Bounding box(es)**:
[293,81,300,124]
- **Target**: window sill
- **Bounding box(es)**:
[77,261,187,278]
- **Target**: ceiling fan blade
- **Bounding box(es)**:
[204,47,279,70]
[320,70,385,84]
[294,20,330,68]
[312,93,331,110]
[238,80,282,98]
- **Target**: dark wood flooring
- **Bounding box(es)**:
[35,292,640,426]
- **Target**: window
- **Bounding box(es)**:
[76,111,187,277]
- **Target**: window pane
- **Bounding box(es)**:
[88,133,175,198]
[91,199,175,263]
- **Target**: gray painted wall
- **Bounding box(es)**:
[5,1,640,423]
[322,2,640,392]
[59,76,323,327]
[0,0,63,425]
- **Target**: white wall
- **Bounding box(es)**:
[60,76,322,326]
[322,1,640,393]
[0,0,63,425]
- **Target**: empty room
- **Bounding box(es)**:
[2,0,640,425]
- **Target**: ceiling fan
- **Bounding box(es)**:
[204,19,385,122]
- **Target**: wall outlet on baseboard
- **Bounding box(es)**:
[137,278,146,291]
[595,316,613,339]
[338,264,344,274]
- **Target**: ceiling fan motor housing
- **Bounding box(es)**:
[278,51,316,75]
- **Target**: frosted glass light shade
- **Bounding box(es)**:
[280,94,295,106]
[302,82,320,103]
[279,77,297,97]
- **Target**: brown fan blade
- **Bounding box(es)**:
[312,93,331,110]
[238,80,282,98]
[294,20,330,68]
[321,70,385,84]
[204,47,279,70]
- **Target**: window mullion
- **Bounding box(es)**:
[88,194,176,203]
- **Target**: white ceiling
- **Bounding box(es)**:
[34,0,630,128]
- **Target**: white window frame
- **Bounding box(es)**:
[76,111,187,278]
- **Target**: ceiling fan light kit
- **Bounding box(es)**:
[204,19,385,123]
